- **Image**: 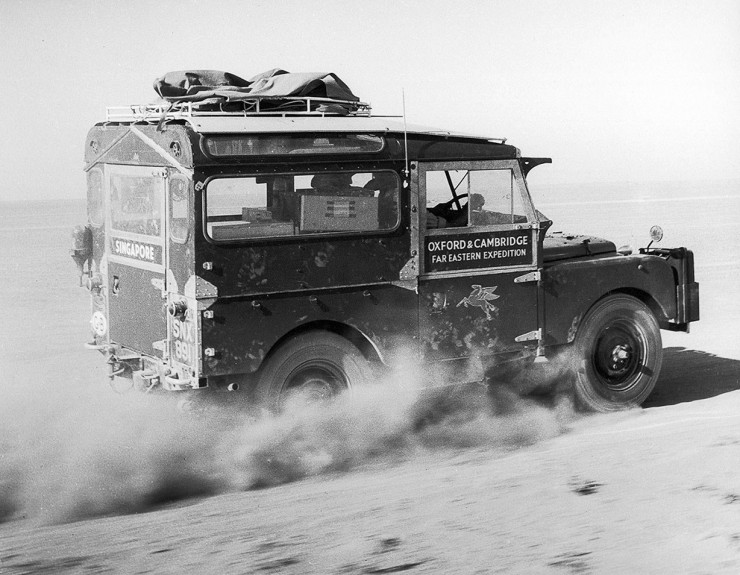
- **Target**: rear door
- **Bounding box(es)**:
[416,160,541,369]
[105,164,167,356]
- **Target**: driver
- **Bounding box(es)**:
[427,195,468,228]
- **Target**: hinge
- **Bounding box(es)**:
[515,328,542,342]
[514,271,541,283]
[399,254,419,281]
[395,255,419,292]
[195,275,218,298]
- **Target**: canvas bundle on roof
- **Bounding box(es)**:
[151,69,363,115]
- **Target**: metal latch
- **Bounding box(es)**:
[514,271,541,283]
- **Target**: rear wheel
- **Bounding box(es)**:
[572,294,662,412]
[256,332,372,411]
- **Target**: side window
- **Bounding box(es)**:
[426,170,468,206]
[205,171,400,241]
[87,168,104,227]
[169,175,190,243]
[469,169,528,226]
[425,168,529,230]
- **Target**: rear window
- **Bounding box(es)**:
[169,174,190,243]
[110,172,163,237]
[205,170,400,241]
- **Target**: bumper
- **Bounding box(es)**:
[677,281,700,325]
[94,343,207,391]
[648,247,699,330]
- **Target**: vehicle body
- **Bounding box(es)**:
[71,78,699,411]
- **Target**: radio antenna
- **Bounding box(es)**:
[402,89,409,183]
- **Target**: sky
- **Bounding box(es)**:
[1,0,739,201]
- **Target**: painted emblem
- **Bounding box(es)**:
[457,285,500,320]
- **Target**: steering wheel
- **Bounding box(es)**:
[443,193,468,209]
[430,193,469,218]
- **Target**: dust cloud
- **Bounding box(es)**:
[0,359,577,525]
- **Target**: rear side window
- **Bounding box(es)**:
[204,134,384,157]
[205,171,400,241]
[169,174,190,243]
[87,168,104,227]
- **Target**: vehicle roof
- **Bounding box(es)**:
[175,115,505,142]
[89,109,520,167]
[105,100,506,142]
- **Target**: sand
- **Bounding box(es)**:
[0,186,738,574]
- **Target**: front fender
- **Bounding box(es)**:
[543,254,677,346]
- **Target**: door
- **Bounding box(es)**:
[415,160,542,369]
[105,164,167,356]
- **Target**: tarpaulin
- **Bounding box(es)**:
[153,69,359,104]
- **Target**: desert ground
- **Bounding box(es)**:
[0,183,738,574]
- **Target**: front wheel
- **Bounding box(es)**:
[571,295,662,412]
[255,331,372,411]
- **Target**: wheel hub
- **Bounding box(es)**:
[593,324,643,390]
[610,344,631,369]
[282,363,348,406]
[293,375,337,401]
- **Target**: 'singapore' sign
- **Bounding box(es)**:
[111,237,162,265]
[425,230,532,271]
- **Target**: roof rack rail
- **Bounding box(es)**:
[106,96,372,122]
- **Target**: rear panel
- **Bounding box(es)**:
[105,164,167,356]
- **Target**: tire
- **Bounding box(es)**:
[256,331,372,411]
[571,294,662,412]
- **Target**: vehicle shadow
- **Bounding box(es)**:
[643,347,740,407]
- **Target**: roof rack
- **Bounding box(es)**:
[106,96,372,122]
